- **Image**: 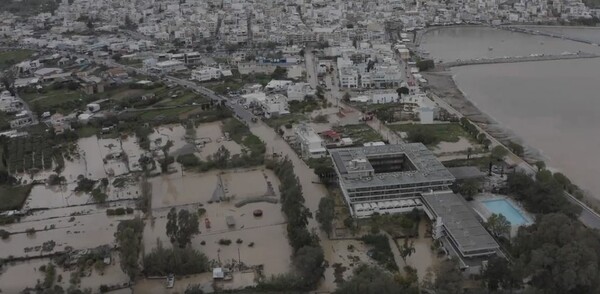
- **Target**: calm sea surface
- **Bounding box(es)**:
[421,27,600,198]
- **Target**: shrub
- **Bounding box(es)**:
[26,228,36,235]
[236,238,243,244]
[115,208,126,215]
[106,209,115,216]
[218,239,232,246]
[126,207,134,214]
[197,208,206,216]
[0,229,10,239]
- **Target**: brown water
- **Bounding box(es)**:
[0,256,130,292]
[453,59,600,198]
[423,26,600,198]
[145,168,291,280]
[1,212,136,259]
[420,26,600,62]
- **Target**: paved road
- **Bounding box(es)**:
[304,50,319,89]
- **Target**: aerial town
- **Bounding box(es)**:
[1,0,600,293]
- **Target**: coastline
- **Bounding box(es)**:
[422,68,600,210]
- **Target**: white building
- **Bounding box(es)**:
[265,80,293,92]
[0,91,23,113]
[191,67,223,82]
[151,60,186,74]
[261,94,290,118]
[286,83,316,101]
[295,123,326,159]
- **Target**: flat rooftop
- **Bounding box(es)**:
[422,191,499,255]
[330,143,455,189]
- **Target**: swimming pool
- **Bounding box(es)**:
[482,199,529,226]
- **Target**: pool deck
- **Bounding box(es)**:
[470,193,533,237]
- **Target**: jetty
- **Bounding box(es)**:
[439,52,600,68]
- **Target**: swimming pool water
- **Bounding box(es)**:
[482,199,529,225]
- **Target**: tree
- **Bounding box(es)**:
[115,218,144,280]
[292,245,324,287]
[491,145,508,161]
[512,213,600,293]
[86,19,94,30]
[160,140,174,173]
[176,209,200,247]
[166,207,178,243]
[396,86,409,97]
[433,259,464,294]
[553,172,572,190]
[342,91,351,102]
[482,256,521,291]
[335,264,418,294]
[143,240,209,276]
[416,59,435,71]
[213,145,230,167]
[535,160,546,171]
[399,238,416,264]
[316,196,335,237]
[270,66,287,80]
[457,179,480,200]
[466,147,472,159]
[508,141,525,157]
[43,263,56,289]
[486,213,510,237]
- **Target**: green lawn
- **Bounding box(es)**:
[138,106,200,121]
[264,113,308,129]
[76,126,99,138]
[0,49,35,70]
[0,184,33,211]
[389,123,471,144]
[333,124,383,144]
[21,88,84,110]
[442,156,492,170]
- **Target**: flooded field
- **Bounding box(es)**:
[144,167,292,287]
[320,238,378,290]
[0,255,130,292]
[195,122,242,160]
[0,212,136,259]
[149,168,278,209]
[400,220,439,281]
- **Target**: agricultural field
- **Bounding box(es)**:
[4,135,59,173]
[0,184,33,211]
[0,49,35,70]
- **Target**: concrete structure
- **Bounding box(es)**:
[151,60,186,74]
[422,191,500,273]
[191,67,222,82]
[295,123,326,159]
[265,80,292,92]
[330,144,455,218]
[0,91,23,113]
[286,82,316,101]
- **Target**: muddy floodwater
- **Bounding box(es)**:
[145,168,292,280]
[0,256,129,292]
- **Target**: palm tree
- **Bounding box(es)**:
[400,239,416,264]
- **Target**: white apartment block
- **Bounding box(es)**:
[286,83,316,101]
[191,67,222,82]
[295,123,326,159]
